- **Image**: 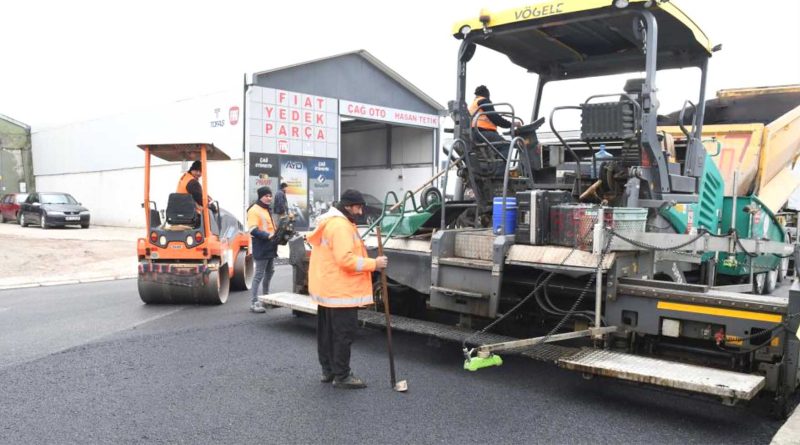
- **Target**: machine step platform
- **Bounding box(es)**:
[558,349,765,401]
[260,292,578,363]
[261,293,767,401]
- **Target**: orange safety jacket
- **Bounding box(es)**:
[176,172,194,194]
[176,172,203,210]
[307,207,376,308]
[468,96,497,131]
[247,203,277,260]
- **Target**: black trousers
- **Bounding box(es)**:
[317,306,358,379]
[474,128,510,159]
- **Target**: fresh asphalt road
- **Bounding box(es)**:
[0,265,789,444]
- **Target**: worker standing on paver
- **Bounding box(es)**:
[246,186,277,313]
[307,189,388,389]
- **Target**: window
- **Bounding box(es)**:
[40,194,78,205]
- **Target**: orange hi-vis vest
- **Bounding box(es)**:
[468,96,497,131]
[307,207,376,308]
[177,171,203,210]
[246,203,275,236]
[176,172,194,194]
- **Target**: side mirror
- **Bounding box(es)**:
[460,42,476,62]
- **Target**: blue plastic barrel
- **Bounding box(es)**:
[492,197,517,235]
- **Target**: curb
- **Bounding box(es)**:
[0,274,138,291]
[772,406,800,445]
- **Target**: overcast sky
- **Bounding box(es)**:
[2,0,798,130]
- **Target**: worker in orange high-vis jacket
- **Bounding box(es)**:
[469,85,514,163]
[307,189,388,389]
[246,186,277,314]
[176,160,217,212]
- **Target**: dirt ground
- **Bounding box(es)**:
[0,221,291,289]
[0,222,140,288]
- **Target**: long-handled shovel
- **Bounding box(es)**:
[376,227,408,392]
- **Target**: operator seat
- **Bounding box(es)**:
[165,193,199,227]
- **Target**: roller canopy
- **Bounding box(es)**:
[137,143,231,162]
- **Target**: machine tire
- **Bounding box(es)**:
[230,251,254,291]
[779,237,792,282]
[138,276,160,304]
[41,217,48,230]
[203,265,230,304]
[764,269,778,295]
[421,187,443,209]
[81,223,90,229]
[753,273,768,295]
[19,213,27,227]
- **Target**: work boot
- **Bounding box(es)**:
[332,373,367,389]
[250,302,266,313]
[320,373,335,383]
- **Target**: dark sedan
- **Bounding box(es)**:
[19,192,90,229]
[0,193,28,223]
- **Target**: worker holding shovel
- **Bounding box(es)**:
[307,189,388,389]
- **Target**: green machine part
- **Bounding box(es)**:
[660,153,724,262]
[717,195,785,276]
[378,190,441,238]
[659,153,785,276]
[464,354,503,371]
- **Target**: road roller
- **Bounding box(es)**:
[136,143,254,304]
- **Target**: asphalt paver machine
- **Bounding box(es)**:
[137,143,253,304]
[274,0,800,415]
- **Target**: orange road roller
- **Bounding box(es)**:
[136,143,254,304]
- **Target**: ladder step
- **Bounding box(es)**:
[260,292,318,314]
[558,348,765,400]
[438,257,494,270]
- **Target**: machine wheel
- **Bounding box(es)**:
[19,213,26,227]
[753,272,777,295]
[138,276,160,304]
[765,269,778,294]
[41,217,49,230]
[779,238,792,282]
[230,251,254,291]
[421,187,443,208]
[753,273,765,295]
[81,222,90,229]
[202,265,230,304]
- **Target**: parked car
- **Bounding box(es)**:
[19,192,90,229]
[0,193,28,223]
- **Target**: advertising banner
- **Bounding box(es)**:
[339,99,440,129]
[308,158,337,227]
[247,153,279,204]
[280,155,310,230]
[248,86,339,158]
[246,86,340,229]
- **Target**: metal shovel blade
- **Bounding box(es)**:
[394,379,408,392]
